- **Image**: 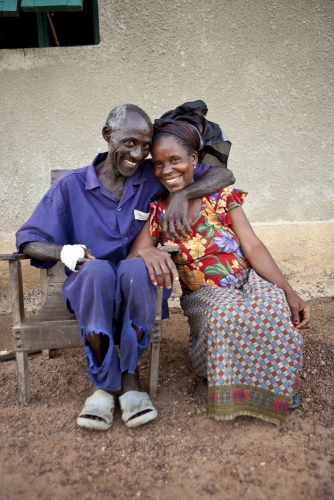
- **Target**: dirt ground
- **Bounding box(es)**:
[0,297,333,500]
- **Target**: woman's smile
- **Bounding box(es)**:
[164,174,182,185]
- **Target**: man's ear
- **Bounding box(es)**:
[102,126,111,142]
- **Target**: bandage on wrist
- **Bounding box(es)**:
[60,244,86,272]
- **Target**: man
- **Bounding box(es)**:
[16,104,234,431]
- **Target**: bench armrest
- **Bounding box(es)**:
[0,254,30,261]
[159,245,179,253]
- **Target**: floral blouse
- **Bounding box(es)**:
[149,188,251,293]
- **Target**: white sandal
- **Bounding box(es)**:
[77,390,115,431]
[119,391,157,428]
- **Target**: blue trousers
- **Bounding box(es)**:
[62,259,169,392]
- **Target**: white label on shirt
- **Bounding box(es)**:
[134,209,150,221]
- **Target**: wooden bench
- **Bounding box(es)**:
[1,249,178,406]
[1,169,178,405]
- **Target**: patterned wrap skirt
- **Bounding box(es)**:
[180,269,304,425]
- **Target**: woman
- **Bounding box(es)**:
[128,104,310,425]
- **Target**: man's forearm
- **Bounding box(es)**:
[21,242,62,262]
[182,166,235,200]
[162,166,235,238]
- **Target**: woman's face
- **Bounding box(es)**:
[151,135,198,193]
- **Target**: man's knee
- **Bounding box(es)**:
[117,258,148,280]
[79,259,116,283]
[118,258,146,272]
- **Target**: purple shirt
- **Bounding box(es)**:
[16,152,210,270]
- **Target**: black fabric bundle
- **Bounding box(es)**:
[153,100,231,167]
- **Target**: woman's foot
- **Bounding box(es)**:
[289,393,302,409]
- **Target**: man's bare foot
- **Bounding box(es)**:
[121,367,143,395]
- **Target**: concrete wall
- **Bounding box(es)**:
[0,0,333,298]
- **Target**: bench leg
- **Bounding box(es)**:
[15,351,31,405]
[42,349,51,360]
[149,342,160,397]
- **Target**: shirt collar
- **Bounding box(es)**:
[85,153,151,190]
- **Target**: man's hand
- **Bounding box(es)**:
[137,246,179,289]
[163,166,235,240]
[164,191,190,239]
[21,241,96,272]
[75,248,95,270]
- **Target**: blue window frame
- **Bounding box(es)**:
[0,0,99,48]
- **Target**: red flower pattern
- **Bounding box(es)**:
[150,189,250,292]
[273,400,290,414]
[232,389,250,402]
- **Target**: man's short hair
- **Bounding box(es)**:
[105,104,151,132]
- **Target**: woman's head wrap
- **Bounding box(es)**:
[153,100,231,167]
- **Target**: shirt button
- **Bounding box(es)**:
[117,208,122,212]
[123,237,128,243]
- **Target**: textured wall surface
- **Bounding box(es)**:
[0,0,333,295]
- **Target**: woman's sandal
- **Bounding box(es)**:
[289,393,302,409]
[77,389,115,431]
[119,391,157,428]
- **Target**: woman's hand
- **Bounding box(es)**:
[229,207,311,330]
[285,290,311,329]
[137,246,179,289]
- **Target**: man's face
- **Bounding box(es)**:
[104,111,153,177]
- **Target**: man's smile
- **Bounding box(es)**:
[124,159,138,167]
